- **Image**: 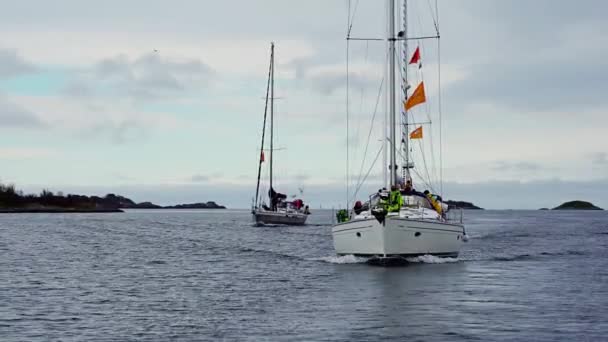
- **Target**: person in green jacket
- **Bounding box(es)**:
[387,185,403,213]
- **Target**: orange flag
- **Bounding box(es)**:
[410,126,423,139]
[404,82,426,111]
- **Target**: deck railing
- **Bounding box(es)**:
[444,208,463,224]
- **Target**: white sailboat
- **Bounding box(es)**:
[332,0,466,262]
[252,43,310,226]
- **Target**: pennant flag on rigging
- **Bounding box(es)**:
[409,46,421,67]
[410,126,423,139]
[260,151,265,162]
[404,82,426,111]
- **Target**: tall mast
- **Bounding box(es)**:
[388,0,397,188]
[269,42,275,206]
[254,44,273,209]
[403,0,411,181]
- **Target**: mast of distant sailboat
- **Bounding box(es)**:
[254,44,274,210]
[269,43,275,210]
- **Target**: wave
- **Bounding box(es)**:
[405,255,460,264]
[474,232,534,241]
[238,246,302,261]
[311,254,461,265]
[472,250,587,262]
[310,255,370,264]
[310,249,586,266]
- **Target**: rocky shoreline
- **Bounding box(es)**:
[0,183,226,213]
[445,200,483,210]
[552,200,603,210]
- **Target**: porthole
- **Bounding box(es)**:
[356,232,361,238]
[414,232,421,237]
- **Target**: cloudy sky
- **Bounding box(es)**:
[1,0,606,209]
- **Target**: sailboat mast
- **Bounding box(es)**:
[403,0,410,181]
[254,44,273,209]
[388,0,397,188]
[269,42,275,205]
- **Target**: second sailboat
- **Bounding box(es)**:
[252,43,310,226]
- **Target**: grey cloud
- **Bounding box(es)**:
[191,174,210,183]
[190,172,225,183]
[491,161,543,172]
[97,55,132,78]
[445,60,608,112]
[0,48,37,79]
[62,80,94,97]
[90,52,214,100]
[79,120,146,144]
[310,72,379,96]
[439,1,608,113]
[592,152,607,166]
[0,97,44,128]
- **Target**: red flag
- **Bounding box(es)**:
[260,151,265,162]
[409,46,421,65]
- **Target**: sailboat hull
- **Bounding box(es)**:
[253,210,308,226]
[332,217,464,257]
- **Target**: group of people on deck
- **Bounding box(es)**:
[353,179,444,216]
[265,188,310,214]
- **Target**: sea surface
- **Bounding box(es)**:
[1,209,607,341]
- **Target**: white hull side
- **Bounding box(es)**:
[253,210,308,226]
[332,217,464,257]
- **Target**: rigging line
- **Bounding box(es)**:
[436,0,444,199]
[435,0,440,35]
[351,144,383,203]
[350,40,371,181]
[346,0,361,38]
[353,76,385,192]
[426,0,439,35]
[412,6,439,189]
[417,138,434,190]
[412,165,435,193]
[395,145,434,192]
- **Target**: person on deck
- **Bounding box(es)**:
[387,185,404,213]
[424,190,443,215]
[353,200,363,215]
[402,180,413,195]
[269,187,287,211]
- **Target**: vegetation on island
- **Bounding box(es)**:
[552,201,603,211]
[445,200,483,210]
[0,183,225,213]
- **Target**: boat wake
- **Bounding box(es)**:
[311,254,461,265]
[310,255,370,264]
[405,255,460,264]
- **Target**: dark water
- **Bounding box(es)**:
[1,209,607,341]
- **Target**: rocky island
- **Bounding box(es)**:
[445,200,483,210]
[0,183,226,213]
[552,201,603,210]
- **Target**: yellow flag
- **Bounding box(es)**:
[410,126,423,139]
[404,82,426,111]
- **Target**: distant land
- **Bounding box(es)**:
[552,201,603,211]
[445,200,483,210]
[0,183,225,213]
